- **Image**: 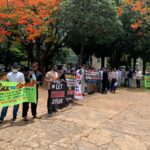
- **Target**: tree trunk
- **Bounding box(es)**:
[5,42,10,72]
[143,59,146,75]
[27,43,34,68]
[133,57,137,72]
[101,55,105,68]
[35,39,41,62]
[128,56,132,68]
[79,40,84,65]
[45,54,49,73]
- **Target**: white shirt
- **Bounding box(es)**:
[111,71,117,80]
[45,71,58,89]
[135,71,142,80]
[100,70,103,80]
[7,71,25,82]
[117,70,122,79]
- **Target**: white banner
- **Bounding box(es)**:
[74,74,83,99]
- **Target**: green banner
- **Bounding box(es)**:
[0,81,36,107]
[144,75,150,88]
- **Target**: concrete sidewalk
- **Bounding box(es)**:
[0,88,150,150]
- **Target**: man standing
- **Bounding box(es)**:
[0,63,25,123]
[45,64,59,115]
[22,62,43,121]
[128,68,133,88]
[102,68,108,94]
[99,68,103,92]
[124,69,129,87]
[110,69,117,93]
[135,69,142,88]
[116,68,122,87]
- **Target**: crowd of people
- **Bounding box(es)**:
[0,62,143,124]
[77,65,143,95]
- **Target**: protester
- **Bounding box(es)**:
[135,69,142,88]
[101,68,108,94]
[106,68,111,91]
[71,64,76,74]
[45,64,59,115]
[124,69,129,87]
[128,68,133,88]
[58,66,70,106]
[76,65,87,95]
[110,69,118,93]
[99,68,103,92]
[0,63,25,123]
[108,69,112,92]
[22,62,43,121]
[116,68,122,87]
[62,64,68,72]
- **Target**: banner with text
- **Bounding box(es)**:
[74,75,83,99]
[65,73,76,101]
[85,71,100,83]
[0,81,36,107]
[49,82,67,105]
[144,75,150,88]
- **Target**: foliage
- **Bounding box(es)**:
[0,0,149,72]
[57,0,122,64]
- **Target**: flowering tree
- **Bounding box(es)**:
[0,0,60,70]
[117,0,149,31]
[113,0,150,69]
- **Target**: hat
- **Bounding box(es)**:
[12,63,19,69]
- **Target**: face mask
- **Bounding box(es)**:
[12,69,18,73]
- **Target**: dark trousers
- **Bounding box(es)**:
[22,91,38,118]
[47,90,56,114]
[102,80,107,93]
[136,79,141,88]
[107,80,110,91]
[111,79,116,92]
[124,78,128,87]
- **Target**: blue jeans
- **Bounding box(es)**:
[0,105,19,121]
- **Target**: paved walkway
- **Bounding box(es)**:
[0,89,150,150]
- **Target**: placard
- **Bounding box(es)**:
[85,70,100,83]
[0,81,36,107]
[49,82,67,105]
[144,75,150,88]
[74,75,83,99]
[65,73,76,101]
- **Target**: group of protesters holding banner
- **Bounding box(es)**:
[0,62,144,124]
[0,62,43,123]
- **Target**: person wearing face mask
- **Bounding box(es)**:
[0,63,25,124]
[45,64,59,115]
[22,62,43,121]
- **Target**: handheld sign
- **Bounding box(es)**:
[74,74,83,99]
[0,81,36,107]
[85,70,100,83]
[144,75,150,88]
[65,73,76,101]
[49,81,67,105]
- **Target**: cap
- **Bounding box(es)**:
[12,63,19,69]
